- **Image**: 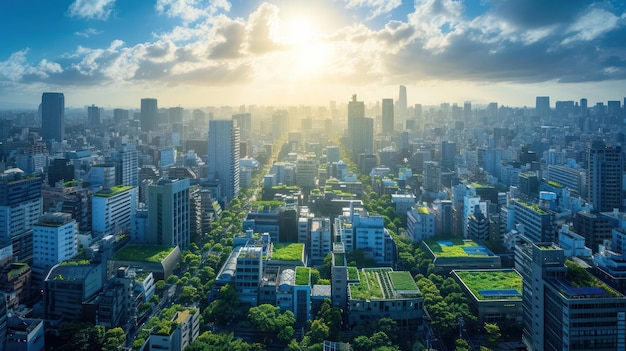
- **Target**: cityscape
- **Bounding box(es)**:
[2,1,626,351]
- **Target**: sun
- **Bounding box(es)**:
[279,15,331,76]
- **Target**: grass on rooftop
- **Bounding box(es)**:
[271,243,304,261]
[545,179,564,188]
[416,206,430,215]
[113,245,175,263]
[295,267,310,285]
[389,271,418,291]
[455,270,522,300]
[425,239,491,258]
[564,260,621,297]
[95,185,134,197]
[514,198,547,214]
[349,270,383,300]
[348,266,359,280]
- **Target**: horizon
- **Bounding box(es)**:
[1,1,625,108]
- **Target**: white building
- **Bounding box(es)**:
[148,178,190,250]
[407,206,435,242]
[309,218,332,264]
[92,185,137,236]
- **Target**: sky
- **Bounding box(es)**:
[0,0,625,109]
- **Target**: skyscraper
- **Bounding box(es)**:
[535,96,550,118]
[148,178,190,250]
[587,140,623,212]
[168,106,183,124]
[140,98,158,132]
[41,92,65,141]
[397,85,407,121]
[232,113,252,142]
[382,98,394,135]
[87,104,100,125]
[208,120,240,202]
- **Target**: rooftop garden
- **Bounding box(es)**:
[424,239,494,258]
[271,243,304,261]
[455,270,523,300]
[544,179,564,188]
[269,185,299,190]
[94,185,134,197]
[514,198,547,214]
[564,260,621,298]
[416,206,430,215]
[333,252,345,265]
[60,259,91,266]
[295,267,310,285]
[349,269,383,300]
[8,263,29,277]
[469,183,493,189]
[348,266,359,280]
[63,179,79,187]
[250,200,284,209]
[113,245,175,263]
[389,271,419,291]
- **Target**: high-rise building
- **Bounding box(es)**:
[140,98,158,132]
[117,144,139,186]
[92,185,137,236]
[463,101,472,124]
[587,140,623,212]
[87,104,100,125]
[382,98,394,135]
[41,92,65,141]
[347,95,367,162]
[113,108,130,123]
[535,96,550,118]
[516,238,626,351]
[232,113,252,142]
[208,120,240,202]
[0,168,42,264]
[148,178,190,250]
[440,141,456,172]
[32,212,77,285]
[397,85,407,122]
[168,106,183,124]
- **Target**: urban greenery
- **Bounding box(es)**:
[112,245,174,263]
[455,270,522,300]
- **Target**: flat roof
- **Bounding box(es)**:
[271,243,304,261]
[349,268,421,300]
[424,239,496,258]
[454,270,522,301]
[113,245,175,263]
[94,185,134,197]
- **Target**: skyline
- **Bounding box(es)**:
[1,0,625,109]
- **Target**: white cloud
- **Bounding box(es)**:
[344,0,402,20]
[68,0,116,20]
[75,28,104,38]
[155,0,231,23]
[561,8,625,45]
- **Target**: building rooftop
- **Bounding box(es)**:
[270,243,304,261]
[416,206,430,215]
[557,260,622,299]
[112,245,175,263]
[94,185,134,197]
[454,269,523,301]
[295,266,310,285]
[349,268,420,300]
[514,198,547,214]
[424,239,496,258]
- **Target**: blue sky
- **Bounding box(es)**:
[0,0,625,108]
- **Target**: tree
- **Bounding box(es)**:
[247,304,295,344]
[484,323,501,346]
[102,327,126,351]
[307,319,329,344]
[455,339,471,351]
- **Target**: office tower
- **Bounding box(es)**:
[271,110,289,140]
[87,104,100,125]
[587,140,623,212]
[515,238,626,351]
[208,120,240,202]
[407,206,435,242]
[148,178,190,250]
[414,103,422,119]
[486,102,498,124]
[140,98,158,132]
[382,98,394,135]
[510,198,556,243]
[535,96,550,118]
[32,212,77,285]
[309,217,332,264]
[463,101,472,124]
[423,161,441,192]
[113,108,130,123]
[352,117,374,162]
[0,169,42,264]
[397,85,407,121]
[580,98,588,117]
[232,113,252,141]
[112,144,139,186]
[608,100,622,117]
[41,92,65,141]
[168,107,183,124]
[92,185,137,236]
[440,141,456,172]
[47,158,74,186]
[347,95,366,161]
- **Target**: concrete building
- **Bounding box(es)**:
[92,185,137,236]
[509,198,556,243]
[208,119,240,203]
[41,92,65,141]
[141,98,158,132]
[6,317,45,351]
[587,140,623,212]
[32,212,77,288]
[148,308,200,351]
[147,178,190,250]
[515,237,626,351]
[309,218,332,265]
[382,98,394,135]
[407,206,435,242]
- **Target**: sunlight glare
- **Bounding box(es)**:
[280,15,331,77]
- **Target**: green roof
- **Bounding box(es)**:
[424,239,493,258]
[295,267,310,285]
[8,263,29,277]
[514,198,547,214]
[349,268,420,300]
[564,260,621,298]
[113,245,175,263]
[389,271,419,290]
[469,183,493,189]
[94,185,134,197]
[60,259,91,266]
[455,270,522,300]
[271,243,304,261]
[416,206,430,215]
[348,266,359,280]
[545,179,564,188]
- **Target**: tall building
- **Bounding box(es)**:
[440,141,456,172]
[463,101,472,124]
[407,206,435,242]
[140,98,158,132]
[32,213,77,286]
[0,169,42,264]
[41,92,65,141]
[382,98,394,135]
[92,185,137,236]
[148,178,190,250]
[117,144,139,186]
[587,140,623,212]
[516,238,626,351]
[397,85,407,122]
[352,117,374,162]
[232,113,252,142]
[88,104,100,125]
[309,217,332,264]
[208,120,240,203]
[535,96,550,118]
[347,95,365,161]
[113,108,130,123]
[168,107,183,124]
